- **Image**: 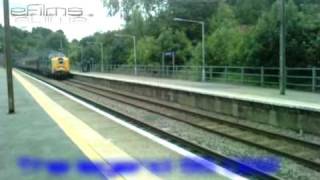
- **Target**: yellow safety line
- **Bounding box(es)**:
[13,70,161,180]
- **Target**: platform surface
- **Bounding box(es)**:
[0,70,102,180]
[72,71,320,112]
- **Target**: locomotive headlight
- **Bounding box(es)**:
[58,58,64,64]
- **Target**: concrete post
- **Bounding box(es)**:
[201,22,206,82]
[4,0,15,113]
[162,53,165,77]
[172,52,175,76]
[133,36,137,76]
[280,0,287,95]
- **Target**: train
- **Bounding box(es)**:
[16,50,71,79]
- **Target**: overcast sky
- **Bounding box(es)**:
[0,0,124,41]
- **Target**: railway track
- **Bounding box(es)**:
[63,78,320,172]
[23,70,317,180]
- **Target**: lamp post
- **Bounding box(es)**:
[115,34,137,76]
[174,18,206,82]
[3,0,15,113]
[86,42,104,72]
[279,0,286,95]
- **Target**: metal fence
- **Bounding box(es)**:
[72,63,320,93]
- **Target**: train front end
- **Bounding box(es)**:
[51,56,70,78]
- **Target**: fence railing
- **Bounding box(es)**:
[72,63,320,93]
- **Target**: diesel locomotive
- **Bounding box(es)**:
[17,50,71,79]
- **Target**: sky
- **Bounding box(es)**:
[0,0,124,41]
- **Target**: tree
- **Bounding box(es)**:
[249,0,320,67]
[68,40,81,64]
[247,2,279,67]
[103,0,164,19]
[135,36,160,65]
[157,28,192,65]
[109,37,131,65]
[125,9,146,38]
[232,0,274,25]
[43,30,68,52]
[3,0,319,70]
[201,2,250,66]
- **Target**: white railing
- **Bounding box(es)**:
[72,63,319,93]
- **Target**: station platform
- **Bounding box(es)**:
[71,71,320,136]
[1,68,245,180]
[72,72,320,112]
[0,69,100,180]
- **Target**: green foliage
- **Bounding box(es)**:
[246,2,279,66]
[1,27,69,64]
[206,27,248,66]
[203,2,250,66]
[125,9,146,38]
[157,28,192,65]
[209,1,237,32]
[233,0,274,25]
[248,0,320,67]
[2,0,319,69]
[286,0,320,67]
[135,36,160,65]
[103,0,164,19]
[68,40,81,65]
[44,30,68,52]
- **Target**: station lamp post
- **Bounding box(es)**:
[86,42,104,72]
[279,0,287,95]
[3,0,15,113]
[174,17,206,82]
[115,34,137,76]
